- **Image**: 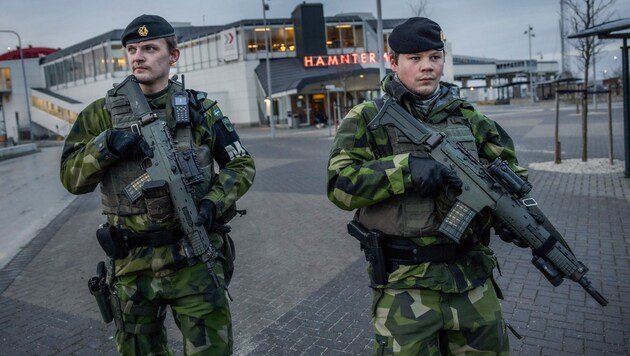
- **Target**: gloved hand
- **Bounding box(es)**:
[408,156,463,196]
[494,222,528,248]
[106,130,153,160]
[195,200,216,230]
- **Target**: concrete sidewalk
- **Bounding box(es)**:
[0,103,629,355]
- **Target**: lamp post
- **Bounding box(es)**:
[0,30,33,142]
[376,0,386,98]
[524,25,535,103]
[262,0,275,140]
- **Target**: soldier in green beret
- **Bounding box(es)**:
[60,14,255,355]
[327,17,526,355]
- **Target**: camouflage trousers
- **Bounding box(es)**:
[112,261,232,355]
[372,279,509,355]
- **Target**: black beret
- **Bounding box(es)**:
[121,14,175,47]
[388,17,445,54]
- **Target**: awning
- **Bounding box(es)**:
[255,57,379,98]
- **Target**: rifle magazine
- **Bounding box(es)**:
[438,200,476,243]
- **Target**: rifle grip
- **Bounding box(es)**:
[438,200,477,243]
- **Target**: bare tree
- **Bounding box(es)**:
[565,0,616,88]
[408,0,430,17]
[565,0,616,161]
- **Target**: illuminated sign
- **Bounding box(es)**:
[303,52,389,68]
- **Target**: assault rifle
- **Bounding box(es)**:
[109,75,226,286]
[367,99,608,306]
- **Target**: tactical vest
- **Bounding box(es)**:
[101,82,214,223]
[355,102,480,240]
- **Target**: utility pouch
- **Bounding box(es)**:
[96,224,128,259]
[87,261,114,323]
[142,180,173,223]
[347,221,388,285]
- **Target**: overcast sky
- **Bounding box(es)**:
[1,0,629,77]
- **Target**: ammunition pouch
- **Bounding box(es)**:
[347,220,478,285]
[87,261,114,323]
[96,223,183,259]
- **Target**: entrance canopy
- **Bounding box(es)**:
[255,58,380,98]
[569,18,630,177]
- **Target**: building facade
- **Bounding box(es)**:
[1,2,557,142]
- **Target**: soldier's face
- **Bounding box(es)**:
[126,38,179,94]
[390,50,444,97]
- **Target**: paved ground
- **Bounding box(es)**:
[0,100,629,355]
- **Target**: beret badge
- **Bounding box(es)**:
[138,25,149,37]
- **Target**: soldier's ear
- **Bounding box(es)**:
[169,49,180,65]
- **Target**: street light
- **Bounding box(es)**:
[0,30,33,142]
[262,0,275,140]
[524,25,535,103]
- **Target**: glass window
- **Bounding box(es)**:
[1,67,11,91]
[182,43,194,71]
[94,46,107,76]
[339,25,354,48]
[256,27,270,52]
[200,38,210,67]
[193,40,202,69]
[111,44,127,73]
[83,50,95,79]
[54,62,64,85]
[286,27,295,52]
[271,27,284,52]
[73,53,84,81]
[63,57,74,83]
[245,28,258,53]
[353,24,364,48]
[327,25,340,49]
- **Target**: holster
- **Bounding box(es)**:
[347,221,388,285]
[96,224,128,259]
[87,261,114,323]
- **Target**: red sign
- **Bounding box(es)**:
[303,52,389,68]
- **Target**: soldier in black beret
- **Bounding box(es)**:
[327,15,523,355]
[61,13,255,356]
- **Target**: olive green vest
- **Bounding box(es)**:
[356,104,480,239]
[100,82,214,220]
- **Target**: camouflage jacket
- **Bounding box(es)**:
[327,74,526,293]
[60,83,255,276]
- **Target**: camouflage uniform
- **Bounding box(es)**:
[60,81,255,355]
[327,74,526,355]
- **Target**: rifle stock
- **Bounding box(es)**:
[367,99,608,306]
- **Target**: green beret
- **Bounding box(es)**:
[121,14,175,47]
[388,17,445,54]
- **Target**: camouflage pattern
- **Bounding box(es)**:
[327,74,525,292]
[60,82,255,354]
[327,74,524,354]
[372,279,509,355]
[114,262,232,355]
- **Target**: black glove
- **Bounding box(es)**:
[494,223,528,248]
[106,130,153,160]
[408,156,463,196]
[195,200,216,230]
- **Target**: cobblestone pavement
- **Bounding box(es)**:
[0,102,628,355]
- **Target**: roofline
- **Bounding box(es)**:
[568,17,630,39]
